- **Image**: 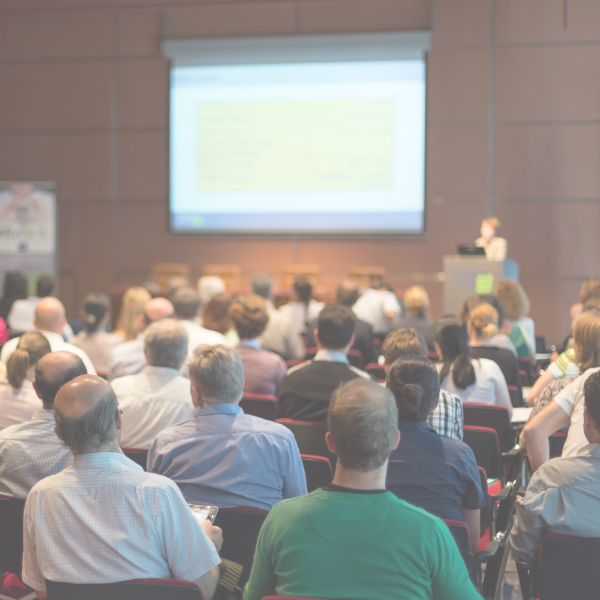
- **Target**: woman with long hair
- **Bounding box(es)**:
[278,275,324,335]
[396,285,434,348]
[112,286,151,341]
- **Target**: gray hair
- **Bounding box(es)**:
[189,344,244,403]
[251,272,273,300]
[54,389,118,455]
[172,287,201,320]
[144,319,189,369]
[328,379,398,472]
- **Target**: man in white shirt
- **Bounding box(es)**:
[0,351,87,498]
[114,320,194,449]
[22,374,222,600]
[511,369,600,562]
[0,297,95,375]
[108,297,174,381]
[353,282,401,336]
[171,287,226,358]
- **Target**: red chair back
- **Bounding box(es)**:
[121,448,148,471]
[301,455,334,492]
[462,403,515,452]
[507,385,523,408]
[463,425,502,479]
[0,496,26,578]
[240,394,277,421]
[365,363,386,380]
[347,349,364,369]
[276,419,335,467]
[442,519,479,587]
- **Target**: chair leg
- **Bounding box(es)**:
[515,560,532,600]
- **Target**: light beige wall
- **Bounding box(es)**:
[0,0,597,343]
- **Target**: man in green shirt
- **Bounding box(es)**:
[244,378,481,600]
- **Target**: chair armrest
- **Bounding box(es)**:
[491,485,512,502]
[501,446,521,459]
[476,538,500,562]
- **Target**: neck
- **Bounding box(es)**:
[75,441,121,456]
[198,397,239,407]
[331,462,388,491]
[469,335,485,346]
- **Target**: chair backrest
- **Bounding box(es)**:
[347,349,364,369]
[276,419,336,467]
[301,455,334,492]
[0,496,26,577]
[121,448,148,471]
[304,347,318,360]
[46,578,203,600]
[549,432,567,459]
[443,519,479,587]
[481,520,514,600]
[463,426,502,479]
[240,394,277,421]
[213,507,269,586]
[463,403,514,452]
[365,363,386,380]
[507,385,523,408]
[518,357,535,385]
[519,369,529,386]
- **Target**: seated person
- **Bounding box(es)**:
[113,320,194,450]
[511,369,600,562]
[354,278,401,337]
[468,303,522,401]
[434,315,512,418]
[202,294,238,346]
[278,304,370,421]
[496,279,536,358]
[0,331,51,430]
[277,275,324,335]
[244,378,481,600]
[382,328,463,440]
[475,216,507,261]
[148,345,306,510]
[385,356,485,551]
[229,295,286,396]
[22,375,222,600]
[0,351,87,498]
[395,285,434,348]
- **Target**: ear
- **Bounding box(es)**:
[190,382,201,408]
[314,330,320,347]
[32,378,42,400]
[139,313,146,329]
[348,333,355,348]
[61,317,67,330]
[392,429,400,451]
[54,424,63,441]
[115,405,123,431]
[383,362,389,373]
[325,431,336,454]
[584,406,590,431]
[433,341,443,359]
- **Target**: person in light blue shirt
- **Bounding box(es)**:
[148,344,307,510]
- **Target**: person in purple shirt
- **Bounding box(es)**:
[230,295,287,397]
[385,355,486,552]
[147,344,307,510]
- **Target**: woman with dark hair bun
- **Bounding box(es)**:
[385,355,485,552]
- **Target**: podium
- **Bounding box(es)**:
[443,256,519,316]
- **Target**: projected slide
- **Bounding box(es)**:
[170,60,425,233]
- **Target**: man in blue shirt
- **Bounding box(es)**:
[148,344,307,510]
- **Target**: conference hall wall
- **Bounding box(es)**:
[1,0,599,343]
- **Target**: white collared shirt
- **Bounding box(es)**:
[0,330,96,375]
[179,320,227,358]
[113,366,194,450]
[313,349,371,379]
[353,289,401,334]
[108,334,145,381]
[0,377,43,431]
[22,452,221,592]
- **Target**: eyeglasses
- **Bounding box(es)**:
[117,403,123,415]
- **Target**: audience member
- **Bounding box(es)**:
[0,332,51,430]
[197,275,226,306]
[278,305,370,421]
[22,375,222,600]
[70,292,123,373]
[166,275,191,302]
[148,345,306,510]
[244,378,480,600]
[0,297,96,374]
[230,295,286,396]
[512,369,600,562]
[434,315,512,418]
[113,320,193,450]
[252,272,305,360]
[475,216,507,261]
[306,279,379,365]
[112,286,152,341]
[396,285,434,348]
[0,271,27,322]
[354,278,401,337]
[559,279,600,353]
[382,328,463,440]
[0,352,87,498]
[108,297,174,381]
[278,275,324,334]
[496,279,536,357]
[202,293,238,346]
[172,287,226,357]
[385,356,485,550]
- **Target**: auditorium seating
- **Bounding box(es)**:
[240,393,277,421]
[463,426,503,480]
[462,404,515,453]
[301,455,334,492]
[507,385,523,407]
[121,448,148,471]
[365,363,386,380]
[276,419,336,467]
[0,496,26,579]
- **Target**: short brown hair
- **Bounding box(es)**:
[469,303,499,340]
[382,328,428,365]
[189,344,243,403]
[403,285,429,317]
[583,370,600,429]
[328,379,397,472]
[580,279,600,305]
[229,295,269,340]
[574,311,600,371]
[317,305,356,349]
[496,279,530,320]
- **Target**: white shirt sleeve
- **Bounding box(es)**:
[488,360,513,416]
[554,372,586,417]
[382,291,400,316]
[21,491,46,592]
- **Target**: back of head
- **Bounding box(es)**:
[7,331,52,389]
[328,378,398,472]
[496,280,530,321]
[167,276,191,302]
[34,351,87,409]
[82,292,109,334]
[189,344,243,403]
[144,319,189,370]
[251,272,273,300]
[2,271,27,301]
[172,287,201,321]
[53,375,119,455]
[386,356,440,421]
[197,276,226,305]
[229,295,269,340]
[573,310,600,371]
[583,370,600,431]
[143,297,175,327]
[403,285,430,318]
[34,296,66,333]
[36,275,54,298]
[336,280,359,308]
[482,216,500,231]
[317,304,356,350]
[293,275,312,304]
[202,294,233,334]
[470,303,499,340]
[581,279,600,305]
[433,315,475,390]
[461,293,505,328]
[382,328,428,365]
[116,286,152,341]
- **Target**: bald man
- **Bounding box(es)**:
[108,296,174,381]
[0,351,87,498]
[0,297,96,374]
[21,375,223,600]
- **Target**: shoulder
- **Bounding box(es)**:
[111,374,137,392]
[349,365,371,379]
[440,389,462,407]
[283,360,312,377]
[243,415,298,441]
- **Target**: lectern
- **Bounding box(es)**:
[443,256,519,316]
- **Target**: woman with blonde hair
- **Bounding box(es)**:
[396,285,434,348]
[0,331,51,429]
[496,279,535,358]
[112,286,151,342]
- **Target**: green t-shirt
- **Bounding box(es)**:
[508,324,531,359]
[244,489,481,600]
